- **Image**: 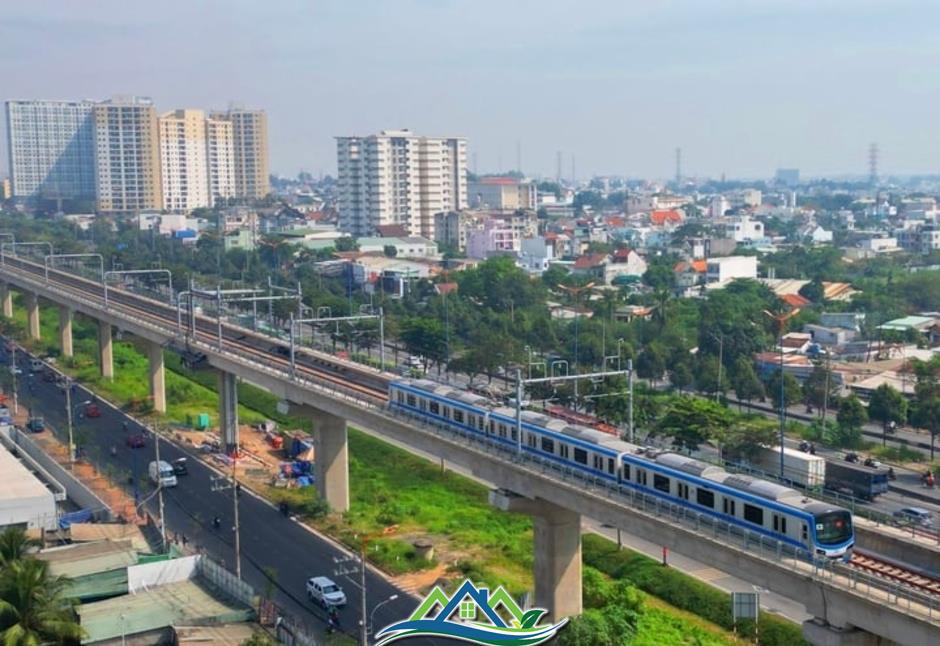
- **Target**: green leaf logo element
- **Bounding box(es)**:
[520,609,546,629]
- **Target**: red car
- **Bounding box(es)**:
[125,434,146,448]
[85,403,101,418]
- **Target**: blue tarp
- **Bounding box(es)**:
[59,509,93,529]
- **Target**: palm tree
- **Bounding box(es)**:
[0,559,84,644]
[0,528,38,567]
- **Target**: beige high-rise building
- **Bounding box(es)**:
[336,129,468,238]
[206,116,235,206]
[94,96,162,214]
[211,108,269,200]
[158,109,235,212]
[158,109,209,212]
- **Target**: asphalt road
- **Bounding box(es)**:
[1,342,449,645]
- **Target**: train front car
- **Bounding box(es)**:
[807,502,854,559]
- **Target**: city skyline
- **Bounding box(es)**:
[2,0,939,179]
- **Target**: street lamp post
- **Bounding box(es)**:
[708,332,724,402]
[763,308,800,479]
[369,594,399,639]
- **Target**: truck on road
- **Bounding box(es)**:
[739,445,826,488]
[824,460,890,500]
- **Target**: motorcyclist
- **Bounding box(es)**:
[110,445,117,457]
[212,516,221,530]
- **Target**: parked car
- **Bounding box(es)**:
[29,358,44,373]
[172,458,188,476]
[306,576,346,607]
[84,403,101,418]
[893,507,934,528]
[26,417,45,432]
[126,434,146,449]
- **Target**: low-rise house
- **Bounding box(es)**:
[799,224,833,244]
[674,259,707,289]
[706,255,758,283]
[804,323,856,346]
[358,236,439,259]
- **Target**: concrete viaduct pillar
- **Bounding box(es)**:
[58,306,73,358]
[148,341,166,414]
[0,282,12,318]
[490,491,582,620]
[314,411,350,513]
[25,292,40,340]
[97,320,113,379]
[803,619,881,646]
[218,371,239,454]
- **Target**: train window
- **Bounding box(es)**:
[637,469,647,486]
[573,448,588,465]
[406,395,416,407]
[723,499,736,516]
[743,504,764,526]
[801,524,808,540]
[498,424,506,438]
[773,515,787,533]
[653,474,670,493]
[488,421,495,434]
[466,414,474,427]
[419,399,427,411]
[430,401,439,415]
[453,410,464,424]
[622,464,631,481]
[511,428,517,441]
[560,445,569,459]
[696,489,714,508]
[478,417,485,431]
[397,391,404,403]
[678,483,689,500]
[442,407,450,419]
[607,458,615,475]
[541,437,554,454]
[527,434,537,448]
[593,455,602,470]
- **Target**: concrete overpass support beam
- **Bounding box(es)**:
[97,320,113,379]
[218,371,239,453]
[489,491,582,620]
[58,306,73,358]
[26,292,40,340]
[314,411,349,513]
[148,341,166,414]
[802,619,881,646]
[0,282,12,318]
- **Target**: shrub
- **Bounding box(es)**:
[582,534,807,646]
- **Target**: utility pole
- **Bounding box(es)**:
[155,433,167,552]
[627,358,635,443]
[11,345,18,414]
[65,379,74,467]
[360,543,367,646]
[232,458,241,579]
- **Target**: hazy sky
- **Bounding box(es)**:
[2,0,938,180]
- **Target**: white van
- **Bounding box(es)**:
[148,460,178,488]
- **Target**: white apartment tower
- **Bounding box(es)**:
[5,100,97,200]
[210,108,270,200]
[336,129,468,238]
[158,109,235,212]
[93,96,163,214]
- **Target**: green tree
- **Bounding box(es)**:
[334,236,359,252]
[383,245,398,258]
[831,394,868,449]
[0,528,38,567]
[798,278,825,303]
[636,345,666,382]
[668,362,693,393]
[718,417,778,462]
[400,317,447,371]
[0,558,83,644]
[911,396,940,460]
[693,355,728,399]
[868,383,907,447]
[802,363,838,414]
[730,357,764,408]
[765,371,801,412]
[652,397,732,453]
[241,632,278,646]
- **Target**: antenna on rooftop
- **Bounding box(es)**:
[675,147,682,185]
[868,143,879,187]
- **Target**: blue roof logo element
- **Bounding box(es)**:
[375,579,567,646]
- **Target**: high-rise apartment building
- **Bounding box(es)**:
[5,100,97,201]
[211,108,269,200]
[93,96,162,214]
[336,129,468,238]
[158,109,209,212]
[205,116,236,206]
[158,109,235,212]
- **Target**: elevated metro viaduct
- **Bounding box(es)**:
[1,258,939,645]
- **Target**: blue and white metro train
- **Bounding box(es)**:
[388,378,854,559]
